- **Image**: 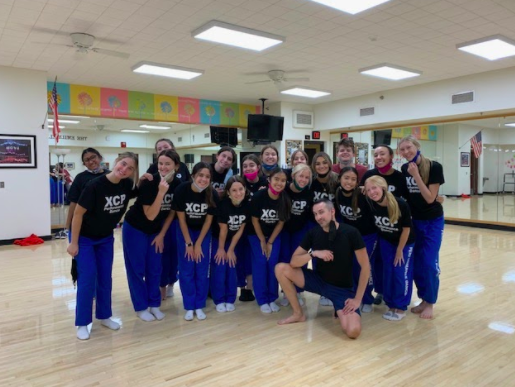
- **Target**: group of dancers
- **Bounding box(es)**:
[66,135,444,340]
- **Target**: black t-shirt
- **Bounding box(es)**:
[124,174,181,234]
[401,161,445,220]
[369,197,415,245]
[284,185,312,233]
[245,175,268,197]
[78,175,136,238]
[67,170,110,203]
[361,168,408,200]
[172,182,218,230]
[336,190,376,236]
[249,189,281,237]
[217,197,249,239]
[147,161,191,183]
[210,163,229,192]
[300,223,365,288]
[310,178,336,203]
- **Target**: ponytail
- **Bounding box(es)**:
[385,191,400,224]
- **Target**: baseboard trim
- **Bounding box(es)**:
[445,219,515,232]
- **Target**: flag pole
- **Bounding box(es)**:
[458,129,482,150]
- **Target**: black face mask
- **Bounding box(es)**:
[317,171,330,179]
[373,190,387,203]
[341,186,354,194]
[328,220,337,243]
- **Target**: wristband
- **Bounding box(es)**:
[186,242,193,247]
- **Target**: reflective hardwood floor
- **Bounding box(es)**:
[1,225,514,386]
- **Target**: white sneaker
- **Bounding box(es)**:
[319,296,333,306]
[100,318,120,330]
[184,310,194,321]
[77,326,90,340]
[361,304,373,313]
[225,303,235,312]
[384,311,406,321]
[166,286,174,298]
[216,303,227,313]
[279,295,290,307]
[195,308,206,320]
[269,301,280,313]
[149,307,165,320]
[137,309,156,322]
[260,304,272,314]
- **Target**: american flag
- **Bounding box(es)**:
[49,78,60,144]
[471,131,482,158]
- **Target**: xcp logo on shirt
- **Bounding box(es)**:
[261,209,279,223]
[340,205,360,220]
[227,215,246,231]
[313,192,335,201]
[212,182,225,191]
[186,202,208,219]
[161,193,173,211]
[291,200,307,215]
[374,216,397,233]
[405,177,420,193]
[104,194,126,214]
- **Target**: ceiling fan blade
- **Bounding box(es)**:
[245,79,272,85]
[30,27,71,37]
[92,48,130,59]
[283,77,310,82]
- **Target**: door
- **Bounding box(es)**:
[470,147,478,195]
[304,141,324,164]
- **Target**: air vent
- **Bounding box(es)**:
[293,110,314,129]
[452,91,474,104]
[360,107,375,116]
[204,133,210,138]
[178,137,182,142]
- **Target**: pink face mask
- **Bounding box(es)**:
[244,170,259,181]
[377,161,393,174]
[269,184,282,196]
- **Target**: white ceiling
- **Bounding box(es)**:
[3,0,515,106]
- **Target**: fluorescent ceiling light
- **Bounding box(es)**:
[192,20,284,51]
[359,63,422,80]
[132,62,204,80]
[48,119,80,124]
[457,35,515,61]
[122,129,149,133]
[140,124,171,130]
[280,86,331,98]
[59,126,65,129]
[505,122,515,127]
[308,0,391,15]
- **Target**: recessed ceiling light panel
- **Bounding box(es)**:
[359,63,422,80]
[132,62,204,80]
[122,129,149,133]
[280,86,331,98]
[309,0,391,15]
[192,20,284,51]
[139,125,171,130]
[457,35,515,61]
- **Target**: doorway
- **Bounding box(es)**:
[470,147,479,195]
[304,141,324,164]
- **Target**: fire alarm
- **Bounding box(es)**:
[312,131,321,139]
[121,142,127,148]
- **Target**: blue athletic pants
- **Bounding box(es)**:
[210,238,240,304]
[236,232,253,288]
[248,234,281,306]
[122,222,162,312]
[160,219,179,287]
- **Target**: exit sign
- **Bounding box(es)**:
[312,131,321,139]
[341,133,348,139]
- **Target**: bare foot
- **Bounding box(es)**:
[278,314,307,325]
[411,301,427,314]
[160,287,166,301]
[419,304,434,320]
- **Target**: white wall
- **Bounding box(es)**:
[0,66,50,240]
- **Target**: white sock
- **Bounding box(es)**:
[184,310,194,321]
[269,301,280,312]
[101,318,120,330]
[76,326,90,340]
[260,304,272,314]
[225,303,235,312]
[195,308,206,320]
[149,307,165,320]
[166,286,174,298]
[216,303,227,313]
[137,309,156,322]
[279,294,290,307]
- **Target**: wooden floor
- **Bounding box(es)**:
[1,225,515,387]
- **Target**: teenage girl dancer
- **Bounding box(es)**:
[364,175,415,321]
[211,176,248,313]
[280,163,313,306]
[238,154,268,301]
[122,150,181,322]
[211,146,237,197]
[361,145,408,306]
[260,145,280,178]
[284,149,309,181]
[173,162,217,321]
[147,138,191,182]
[249,167,291,313]
[67,152,139,340]
[335,167,376,312]
[399,135,445,320]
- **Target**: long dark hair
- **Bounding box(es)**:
[81,147,102,161]
[225,175,249,200]
[311,151,338,194]
[268,167,291,222]
[158,149,181,166]
[335,166,360,214]
[191,162,216,208]
[217,146,237,170]
[241,154,263,178]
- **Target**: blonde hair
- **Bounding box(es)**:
[365,175,400,224]
[114,152,139,187]
[291,163,313,186]
[399,135,430,185]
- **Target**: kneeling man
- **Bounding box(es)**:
[275,199,370,339]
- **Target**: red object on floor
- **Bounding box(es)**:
[14,234,44,246]
[461,194,471,199]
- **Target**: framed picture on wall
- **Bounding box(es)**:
[0,134,37,168]
[461,152,470,167]
[64,162,75,170]
[285,139,302,166]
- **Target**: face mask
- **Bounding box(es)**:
[377,161,393,174]
[373,190,387,203]
[341,186,354,194]
[161,170,175,183]
[192,181,206,193]
[244,170,259,181]
[87,168,103,174]
[293,179,307,191]
[317,171,330,179]
[339,159,353,167]
[269,183,282,196]
[410,150,421,163]
[263,163,277,171]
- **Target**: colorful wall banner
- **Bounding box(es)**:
[47,82,259,127]
[391,124,437,141]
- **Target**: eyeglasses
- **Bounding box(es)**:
[83,155,99,163]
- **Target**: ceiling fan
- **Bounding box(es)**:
[245,70,310,86]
